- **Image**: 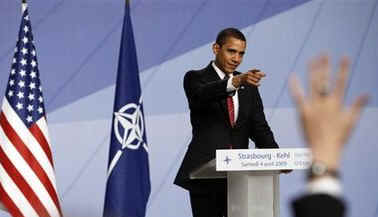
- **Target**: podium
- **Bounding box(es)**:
[190,148,311,217]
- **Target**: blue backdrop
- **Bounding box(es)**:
[0,0,377,217]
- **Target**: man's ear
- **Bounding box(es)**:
[212,43,220,55]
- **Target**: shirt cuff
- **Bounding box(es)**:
[226,77,237,92]
[307,176,342,197]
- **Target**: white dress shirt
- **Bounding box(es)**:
[212,61,239,122]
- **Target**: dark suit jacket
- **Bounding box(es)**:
[174,63,279,191]
[292,194,346,217]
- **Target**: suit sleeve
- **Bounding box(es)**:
[249,87,279,148]
[184,70,230,110]
[292,194,346,217]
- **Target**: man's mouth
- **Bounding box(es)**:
[228,64,237,69]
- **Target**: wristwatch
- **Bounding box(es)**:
[308,161,340,179]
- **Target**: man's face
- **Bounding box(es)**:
[212,37,246,74]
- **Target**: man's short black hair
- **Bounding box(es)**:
[215,28,246,46]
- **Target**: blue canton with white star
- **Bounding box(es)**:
[5,8,46,127]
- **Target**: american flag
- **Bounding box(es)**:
[0,3,62,217]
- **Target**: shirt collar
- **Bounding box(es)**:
[212,61,233,79]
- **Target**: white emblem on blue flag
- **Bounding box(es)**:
[107,97,148,177]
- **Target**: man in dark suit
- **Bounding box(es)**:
[174,28,279,217]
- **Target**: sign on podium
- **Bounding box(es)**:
[190,148,311,217]
[216,148,311,171]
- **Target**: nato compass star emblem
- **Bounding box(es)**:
[113,102,147,151]
[224,156,232,165]
[107,99,148,176]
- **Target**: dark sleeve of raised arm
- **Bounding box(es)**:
[292,194,346,217]
[184,70,230,110]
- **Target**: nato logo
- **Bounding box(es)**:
[114,101,148,152]
[107,100,148,176]
[224,156,232,165]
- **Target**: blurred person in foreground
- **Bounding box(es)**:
[289,55,368,217]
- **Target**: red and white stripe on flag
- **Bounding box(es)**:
[0,3,62,216]
[0,100,62,217]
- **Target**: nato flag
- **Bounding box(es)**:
[103,2,151,217]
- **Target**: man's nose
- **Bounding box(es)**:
[232,54,242,63]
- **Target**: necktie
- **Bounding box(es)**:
[225,75,235,149]
[225,75,235,128]
[227,96,235,127]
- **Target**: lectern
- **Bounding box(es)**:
[190,148,311,217]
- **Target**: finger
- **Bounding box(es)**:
[255,71,266,77]
[246,79,260,87]
[248,71,264,79]
[333,56,350,99]
[247,81,260,87]
[249,69,266,77]
[247,77,260,83]
[249,69,260,73]
[289,75,305,108]
[309,55,330,99]
[348,94,369,124]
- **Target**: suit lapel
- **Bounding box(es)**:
[234,71,248,128]
[235,85,247,127]
[220,95,231,127]
[203,63,233,128]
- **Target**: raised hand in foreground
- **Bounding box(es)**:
[289,55,368,171]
